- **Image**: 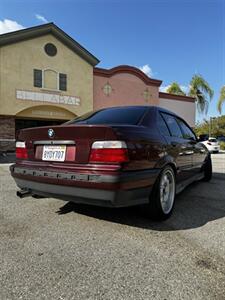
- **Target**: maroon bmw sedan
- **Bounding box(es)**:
[10,106,212,220]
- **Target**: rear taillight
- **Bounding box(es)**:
[89,141,129,163]
[16,141,28,159]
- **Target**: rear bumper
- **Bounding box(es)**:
[207,146,220,152]
[14,178,152,207]
[11,164,160,207]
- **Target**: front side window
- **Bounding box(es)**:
[161,113,183,138]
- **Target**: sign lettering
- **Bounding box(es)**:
[16,90,81,106]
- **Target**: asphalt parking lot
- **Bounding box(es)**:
[1,154,225,300]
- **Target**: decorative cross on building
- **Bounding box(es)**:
[102,82,113,96]
[142,88,152,102]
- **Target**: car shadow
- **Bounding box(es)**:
[0,153,16,164]
[56,176,225,231]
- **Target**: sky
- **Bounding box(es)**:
[0,0,224,122]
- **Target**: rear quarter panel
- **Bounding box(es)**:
[112,109,168,172]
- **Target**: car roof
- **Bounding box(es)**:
[98,105,180,117]
[156,106,180,117]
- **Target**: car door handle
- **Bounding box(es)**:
[189,140,197,145]
[171,142,178,147]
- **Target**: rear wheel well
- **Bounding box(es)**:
[165,163,177,177]
[154,160,177,178]
[152,163,177,189]
[148,164,176,220]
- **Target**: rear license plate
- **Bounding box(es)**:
[42,145,66,162]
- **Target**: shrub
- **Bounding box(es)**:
[220,141,225,150]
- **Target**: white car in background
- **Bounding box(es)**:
[201,137,220,153]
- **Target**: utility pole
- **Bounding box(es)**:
[209,117,216,137]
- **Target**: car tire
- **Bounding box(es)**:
[148,166,176,221]
[203,154,212,182]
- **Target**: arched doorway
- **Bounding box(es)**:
[15,105,77,132]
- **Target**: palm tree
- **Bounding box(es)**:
[189,75,214,114]
[217,86,225,114]
[166,82,186,96]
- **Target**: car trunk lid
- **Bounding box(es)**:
[17,124,118,164]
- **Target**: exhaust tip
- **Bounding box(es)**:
[16,190,31,198]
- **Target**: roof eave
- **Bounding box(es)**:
[0,22,100,66]
[94,65,162,87]
[159,92,195,103]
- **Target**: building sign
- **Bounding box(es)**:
[16,105,76,120]
[31,110,66,118]
[16,90,80,106]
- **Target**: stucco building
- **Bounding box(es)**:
[94,66,195,126]
[0,23,195,152]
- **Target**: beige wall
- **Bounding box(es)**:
[159,97,196,127]
[0,34,93,119]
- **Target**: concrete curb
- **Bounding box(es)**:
[212,173,225,180]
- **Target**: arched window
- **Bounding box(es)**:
[33,69,67,91]
[43,69,58,90]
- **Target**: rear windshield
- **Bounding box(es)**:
[67,107,147,125]
[208,138,217,142]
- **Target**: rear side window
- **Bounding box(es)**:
[158,113,170,136]
[176,118,196,140]
[161,113,183,138]
[67,107,147,125]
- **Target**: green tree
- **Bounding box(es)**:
[217,86,225,114]
[194,115,225,137]
[189,74,214,114]
[166,82,186,96]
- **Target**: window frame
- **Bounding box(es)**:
[33,68,67,92]
[59,73,67,91]
[44,43,57,57]
[43,69,59,90]
[157,112,171,137]
[33,69,42,88]
[66,107,148,125]
[176,117,197,141]
[160,112,183,139]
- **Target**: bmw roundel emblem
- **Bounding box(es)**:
[48,128,55,138]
